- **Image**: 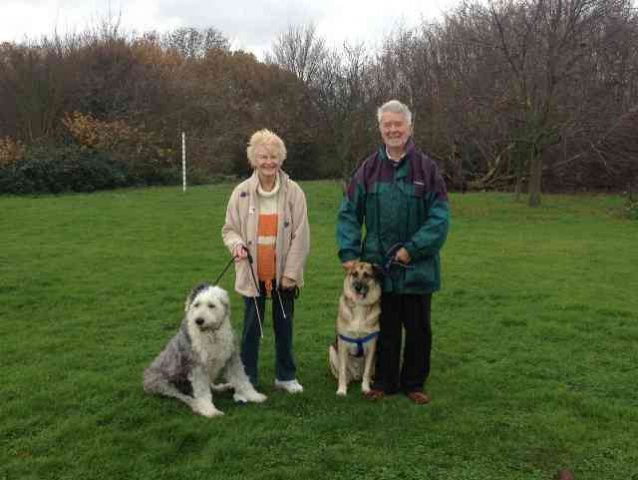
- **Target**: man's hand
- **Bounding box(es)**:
[342,260,357,272]
[394,247,411,264]
[280,276,296,290]
[232,244,248,261]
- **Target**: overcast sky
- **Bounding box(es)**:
[0,0,462,58]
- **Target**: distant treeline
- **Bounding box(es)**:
[1,0,637,204]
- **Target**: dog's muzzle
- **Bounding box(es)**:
[195,318,221,331]
[353,281,369,297]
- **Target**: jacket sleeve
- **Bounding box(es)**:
[403,165,450,260]
[282,185,310,282]
[336,177,366,263]
[221,187,246,254]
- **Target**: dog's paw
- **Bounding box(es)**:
[210,382,234,393]
[234,391,267,403]
[248,392,267,403]
[361,384,371,394]
[336,388,347,396]
[233,392,248,404]
[194,402,224,417]
[205,408,224,417]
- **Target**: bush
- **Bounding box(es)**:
[125,165,180,187]
[62,111,178,186]
[624,197,638,220]
[0,145,127,194]
[0,137,25,168]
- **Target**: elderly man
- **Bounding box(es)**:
[336,100,450,404]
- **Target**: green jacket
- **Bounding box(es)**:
[336,141,450,294]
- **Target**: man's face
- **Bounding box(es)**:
[379,112,412,151]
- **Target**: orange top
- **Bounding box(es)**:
[257,213,278,295]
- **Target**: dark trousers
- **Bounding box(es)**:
[371,293,432,394]
[241,282,297,386]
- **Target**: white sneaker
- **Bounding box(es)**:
[274,378,304,394]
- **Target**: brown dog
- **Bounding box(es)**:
[328,261,382,396]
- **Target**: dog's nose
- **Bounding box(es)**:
[354,283,368,294]
[195,318,204,326]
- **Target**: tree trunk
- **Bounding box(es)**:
[528,151,542,207]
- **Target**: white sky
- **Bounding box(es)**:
[0,0,462,58]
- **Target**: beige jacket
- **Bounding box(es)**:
[222,170,310,297]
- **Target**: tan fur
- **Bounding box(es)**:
[329,261,382,396]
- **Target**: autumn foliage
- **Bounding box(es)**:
[0,5,637,198]
[0,137,25,168]
[62,111,173,171]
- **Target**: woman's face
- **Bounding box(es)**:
[254,146,281,182]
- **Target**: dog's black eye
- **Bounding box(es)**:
[208,303,215,309]
[194,302,200,308]
[352,272,358,278]
[362,272,370,278]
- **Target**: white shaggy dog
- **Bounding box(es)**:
[143,283,266,417]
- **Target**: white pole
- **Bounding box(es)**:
[181,131,186,192]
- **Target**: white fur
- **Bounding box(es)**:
[143,284,266,417]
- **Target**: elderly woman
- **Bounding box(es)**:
[222,129,310,394]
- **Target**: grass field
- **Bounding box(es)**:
[1,182,637,480]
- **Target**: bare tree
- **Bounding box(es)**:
[266,23,326,85]
[268,25,377,178]
[162,27,229,58]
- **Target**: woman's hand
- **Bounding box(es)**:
[232,244,248,261]
[280,276,296,289]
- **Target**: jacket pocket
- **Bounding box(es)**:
[236,260,257,296]
[403,256,437,291]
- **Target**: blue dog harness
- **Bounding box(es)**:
[338,331,380,357]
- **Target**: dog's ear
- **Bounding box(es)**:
[184,283,210,312]
[345,261,357,274]
[217,288,230,315]
[371,264,385,281]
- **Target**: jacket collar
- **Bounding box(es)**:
[380,138,416,165]
[248,169,289,193]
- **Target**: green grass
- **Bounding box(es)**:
[1,184,637,480]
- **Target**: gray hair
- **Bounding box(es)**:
[377,100,412,126]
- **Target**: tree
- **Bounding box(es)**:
[268,24,378,179]
[266,23,326,85]
[162,27,229,58]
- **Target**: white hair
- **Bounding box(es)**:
[377,100,412,126]
[246,129,287,167]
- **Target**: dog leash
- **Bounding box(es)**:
[242,247,265,339]
[213,255,236,286]
[275,286,299,321]
[242,247,299,332]
[380,242,414,277]
[213,248,264,339]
